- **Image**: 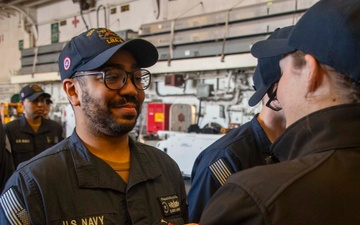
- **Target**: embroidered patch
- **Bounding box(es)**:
[209,158,233,186]
[158,195,181,217]
[0,188,30,225]
[96,28,125,44]
[63,57,71,71]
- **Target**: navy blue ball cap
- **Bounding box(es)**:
[20,84,51,101]
[58,28,159,81]
[248,57,280,107]
[248,65,264,107]
[248,26,294,107]
[251,39,295,58]
[251,0,360,83]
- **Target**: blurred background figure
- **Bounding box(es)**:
[4,84,64,168]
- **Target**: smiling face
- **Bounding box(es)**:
[74,49,145,137]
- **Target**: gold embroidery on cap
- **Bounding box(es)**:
[86,29,95,36]
[30,85,42,92]
[97,28,125,44]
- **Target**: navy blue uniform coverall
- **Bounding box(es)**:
[200,104,360,225]
[0,131,188,225]
[188,114,271,222]
[5,116,63,168]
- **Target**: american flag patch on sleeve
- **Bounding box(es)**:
[208,158,233,186]
[0,188,30,225]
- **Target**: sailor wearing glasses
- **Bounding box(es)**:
[0,28,190,225]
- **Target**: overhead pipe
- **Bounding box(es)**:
[97,4,107,28]
[0,3,38,42]
[80,8,89,30]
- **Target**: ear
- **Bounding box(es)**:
[304,54,322,93]
[62,79,80,106]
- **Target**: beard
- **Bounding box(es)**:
[81,88,141,136]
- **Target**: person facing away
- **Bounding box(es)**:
[0,28,191,225]
[4,84,64,169]
[199,0,360,224]
[187,26,293,223]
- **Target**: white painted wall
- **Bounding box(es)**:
[0,13,29,102]
[0,14,24,83]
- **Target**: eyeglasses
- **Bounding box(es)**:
[266,87,282,111]
[73,68,151,90]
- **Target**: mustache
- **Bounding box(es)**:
[109,96,139,107]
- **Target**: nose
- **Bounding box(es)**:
[119,76,138,95]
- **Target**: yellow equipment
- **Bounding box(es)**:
[1,102,23,124]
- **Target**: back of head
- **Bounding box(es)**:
[251,0,360,83]
[248,26,294,106]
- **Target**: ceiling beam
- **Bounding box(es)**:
[6,0,27,5]
[3,0,57,8]
[0,7,17,17]
[24,0,53,7]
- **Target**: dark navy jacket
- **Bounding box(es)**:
[0,124,14,192]
[0,131,188,225]
[188,114,271,222]
[200,104,360,225]
[5,116,64,168]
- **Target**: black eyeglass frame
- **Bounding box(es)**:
[265,87,282,111]
[72,68,152,91]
